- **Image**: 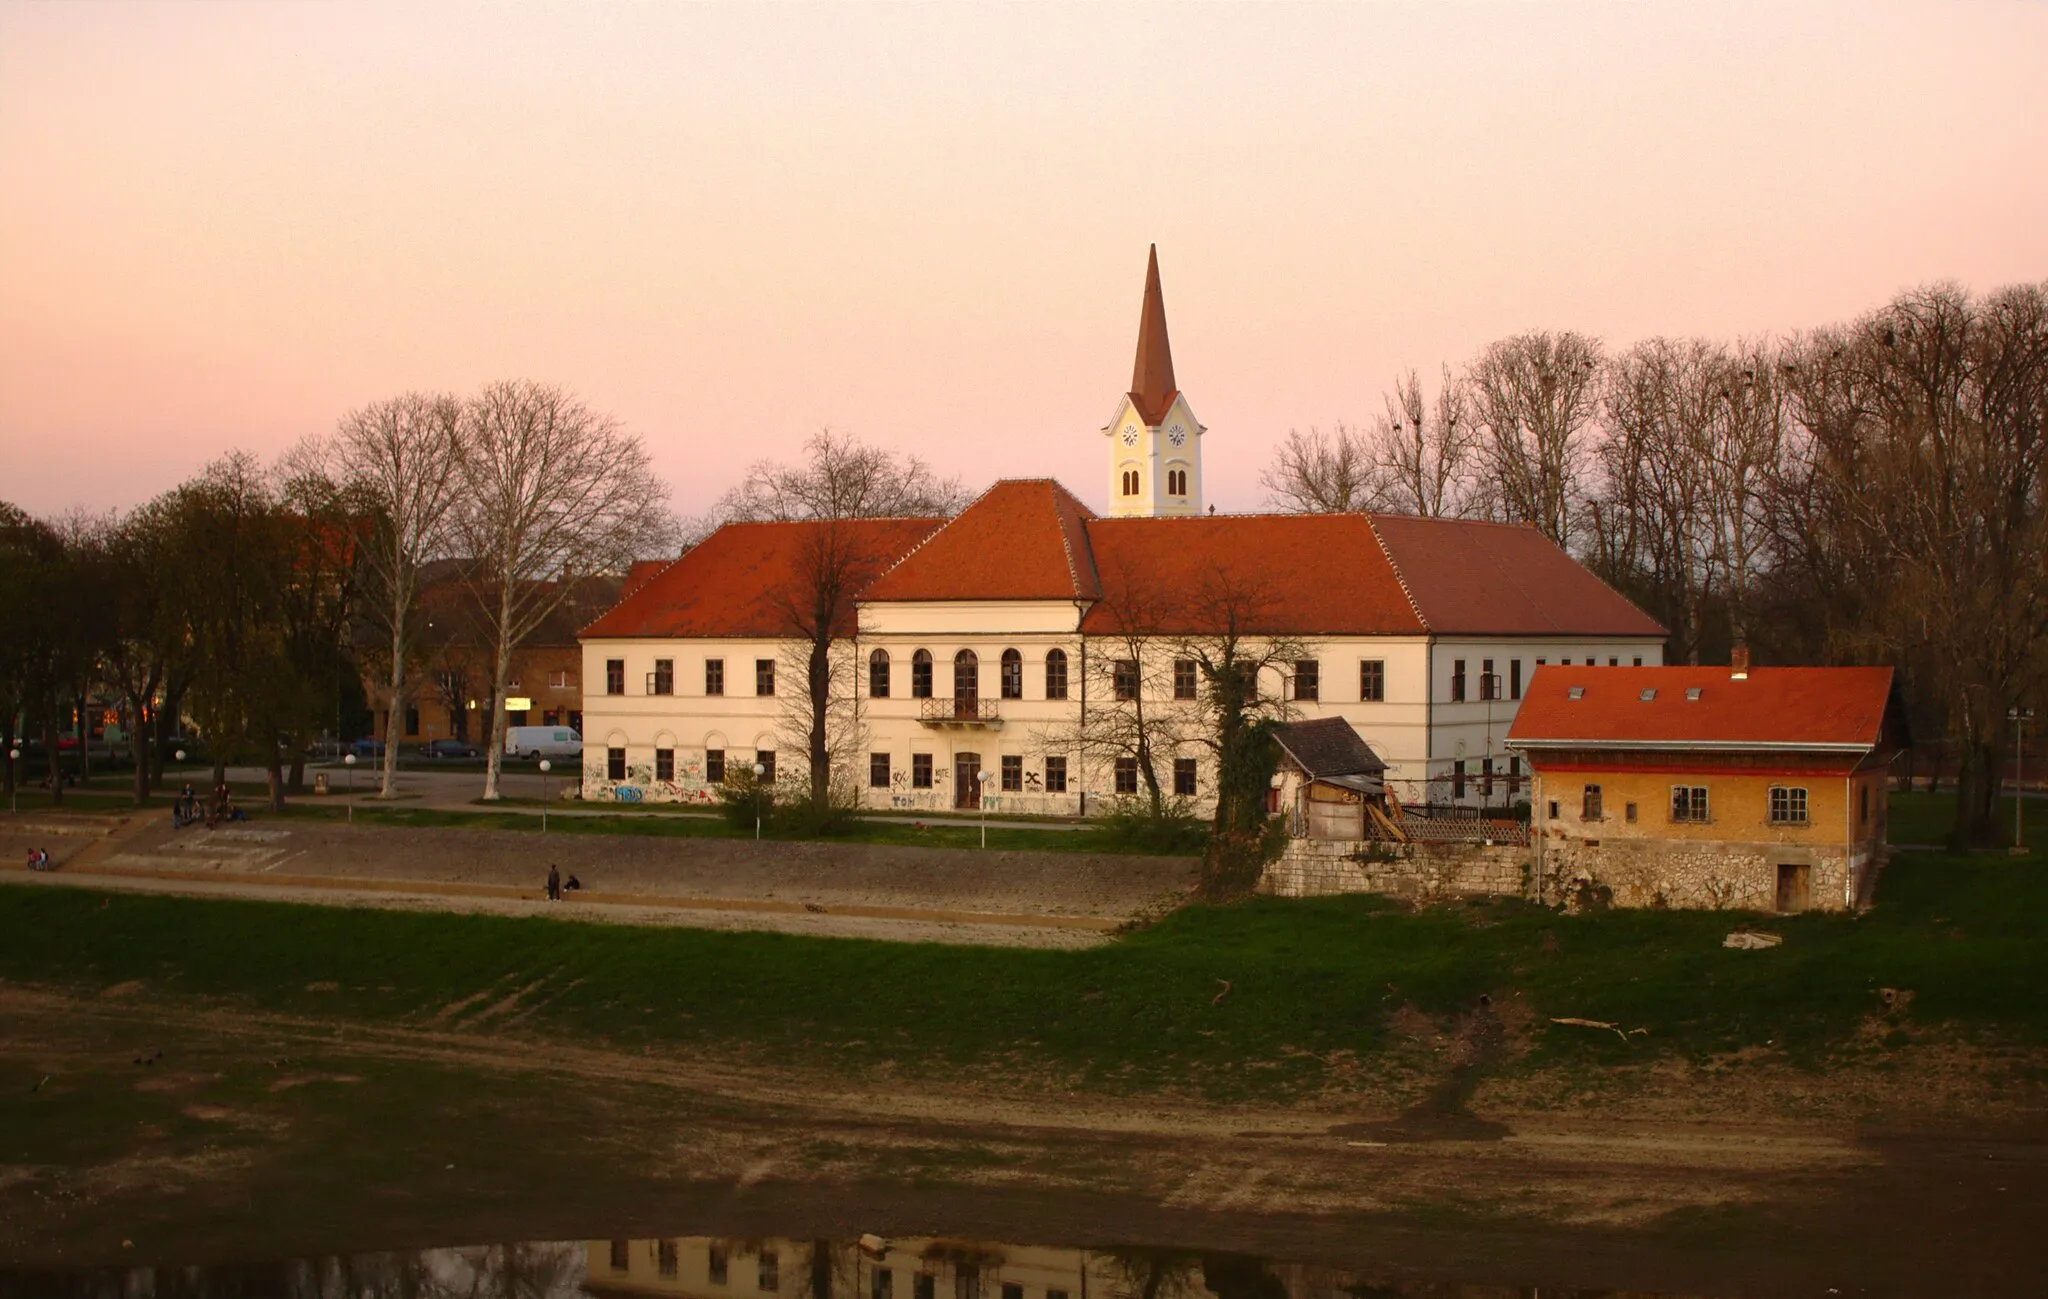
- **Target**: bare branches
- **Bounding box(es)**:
[1260,371,1477,518]
[709,427,970,528]
[1260,423,1386,514]
[1467,330,1604,546]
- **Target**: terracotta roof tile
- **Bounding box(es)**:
[1370,514,1667,637]
[581,517,941,639]
[863,480,1102,603]
[1507,665,1897,750]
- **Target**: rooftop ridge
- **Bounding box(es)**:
[1364,515,1431,634]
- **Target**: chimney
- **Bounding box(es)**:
[1730,645,1750,680]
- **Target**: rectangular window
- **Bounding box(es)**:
[874,1270,893,1299]
[1769,786,1809,825]
[1113,659,1139,701]
[1670,785,1709,823]
[1452,759,1466,799]
[705,748,725,783]
[1536,657,1547,666]
[1173,658,1197,700]
[1173,757,1197,797]
[651,658,673,695]
[870,752,891,788]
[757,750,776,783]
[1482,658,1496,700]
[550,669,573,690]
[1000,754,1023,792]
[1583,783,1603,820]
[1547,799,1559,820]
[755,659,775,695]
[759,1250,779,1292]
[1633,656,1644,667]
[1045,651,1069,700]
[1508,755,1522,794]
[1293,659,1319,701]
[607,747,626,781]
[1114,756,1139,794]
[1451,659,1466,702]
[1609,656,1620,667]
[610,1241,630,1272]
[709,1245,729,1286]
[915,1277,936,1299]
[655,748,674,782]
[1002,1286,1024,1299]
[1044,755,1067,793]
[1626,801,1638,822]
[705,658,724,696]
[659,1240,678,1278]
[1360,659,1385,702]
[404,705,420,737]
[1480,757,1494,797]
[1510,659,1522,700]
[606,659,625,695]
[912,753,933,789]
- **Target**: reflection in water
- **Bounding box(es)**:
[0,1234,1692,1299]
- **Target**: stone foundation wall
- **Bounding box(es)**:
[1538,834,1868,912]
[1261,839,1529,902]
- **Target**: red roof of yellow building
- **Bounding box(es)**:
[1508,665,1898,751]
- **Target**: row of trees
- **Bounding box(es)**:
[1262,281,2048,846]
[0,381,670,809]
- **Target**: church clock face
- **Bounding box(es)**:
[1120,424,1139,446]
[1168,424,1186,446]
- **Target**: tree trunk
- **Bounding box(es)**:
[288,742,306,794]
[43,721,61,807]
[480,585,516,802]
[129,695,151,807]
[267,742,286,812]
[807,637,831,813]
[212,756,226,791]
[380,586,406,799]
[1951,735,2005,849]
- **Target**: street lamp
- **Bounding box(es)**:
[343,751,356,824]
[2012,707,2036,853]
[977,765,992,848]
[752,762,766,839]
[538,759,552,833]
[7,748,18,815]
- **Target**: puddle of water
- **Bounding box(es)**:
[0,1232,1711,1298]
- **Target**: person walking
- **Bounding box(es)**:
[546,863,561,902]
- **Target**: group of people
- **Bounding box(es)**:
[543,864,583,901]
[171,782,247,830]
[24,847,53,872]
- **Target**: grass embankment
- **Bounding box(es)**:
[1888,789,2047,846]
[4,852,2044,1096]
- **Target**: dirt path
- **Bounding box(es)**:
[2,816,1193,946]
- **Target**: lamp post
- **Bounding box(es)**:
[752,762,766,840]
[7,748,17,814]
[343,751,356,824]
[538,759,552,833]
[2012,707,2035,853]
[977,765,992,848]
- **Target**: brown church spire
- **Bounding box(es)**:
[1128,244,1178,425]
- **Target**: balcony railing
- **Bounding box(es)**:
[918,697,1003,728]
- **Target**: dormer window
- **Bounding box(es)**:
[1639,688,1657,701]
[1685,687,1703,701]
[1567,686,1585,700]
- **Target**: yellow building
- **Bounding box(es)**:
[1507,657,1902,911]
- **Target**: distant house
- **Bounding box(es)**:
[1506,655,1904,912]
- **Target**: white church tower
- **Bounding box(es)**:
[1103,245,1205,517]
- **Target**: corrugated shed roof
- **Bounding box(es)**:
[863,480,1102,603]
[1370,514,1668,637]
[581,517,941,639]
[1507,665,1897,750]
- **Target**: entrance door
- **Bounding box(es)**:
[1776,863,1812,913]
[954,752,981,809]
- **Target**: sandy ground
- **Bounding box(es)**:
[1,814,1195,947]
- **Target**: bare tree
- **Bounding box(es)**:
[1378,365,1481,517]
[330,392,465,797]
[1260,423,1386,513]
[455,380,673,801]
[707,427,970,531]
[1467,330,1604,547]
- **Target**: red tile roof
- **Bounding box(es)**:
[581,517,941,639]
[1507,665,1897,751]
[1370,514,1667,637]
[863,480,1101,603]
[1082,513,1426,636]
[620,558,670,600]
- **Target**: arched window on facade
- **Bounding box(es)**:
[1167,468,1187,496]
[1045,648,1069,700]
[911,648,933,698]
[1000,648,1023,699]
[1121,469,1140,496]
[868,648,890,698]
[953,649,979,718]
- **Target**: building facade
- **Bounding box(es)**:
[577,250,1665,812]
[1508,659,1902,911]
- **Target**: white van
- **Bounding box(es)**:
[503,726,583,761]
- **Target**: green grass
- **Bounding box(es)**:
[1888,789,2047,846]
[4,849,2044,1095]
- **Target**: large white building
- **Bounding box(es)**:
[578,249,1665,813]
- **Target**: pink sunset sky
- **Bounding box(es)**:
[3,1,2044,522]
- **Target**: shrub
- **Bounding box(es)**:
[713,772,776,832]
[1096,796,1209,854]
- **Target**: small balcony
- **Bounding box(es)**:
[919,697,1003,729]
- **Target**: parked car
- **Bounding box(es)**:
[350,737,386,759]
[420,739,480,759]
[503,726,582,761]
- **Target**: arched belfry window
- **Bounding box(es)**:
[1121,469,1140,496]
[1167,469,1188,496]
[911,648,933,698]
[868,648,890,698]
[1045,648,1069,700]
[1000,648,1023,699]
[953,649,979,717]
